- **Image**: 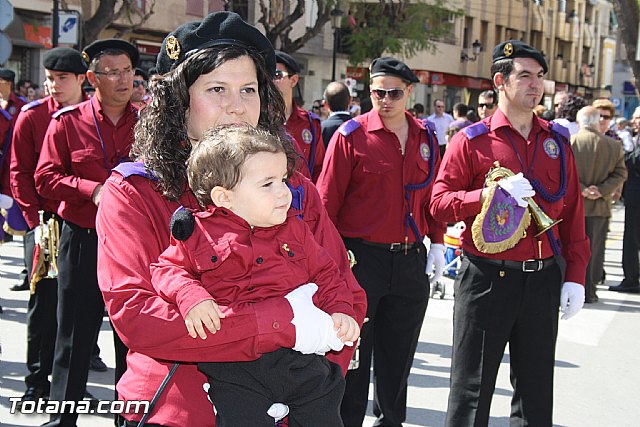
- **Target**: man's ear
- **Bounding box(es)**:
[493,73,505,90]
[290,73,300,88]
[211,186,232,209]
[86,70,98,88]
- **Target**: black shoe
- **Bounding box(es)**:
[10,282,30,291]
[89,355,108,372]
[84,390,100,410]
[16,386,48,408]
[609,281,640,293]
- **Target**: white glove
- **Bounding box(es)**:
[0,194,13,209]
[426,243,446,284]
[267,403,289,422]
[560,281,585,320]
[284,283,344,355]
[497,172,535,208]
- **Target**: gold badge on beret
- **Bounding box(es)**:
[82,51,90,64]
[503,42,513,57]
[165,35,181,61]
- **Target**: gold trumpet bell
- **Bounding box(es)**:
[528,199,562,237]
[486,161,562,237]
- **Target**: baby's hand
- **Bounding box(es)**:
[331,313,360,345]
[184,299,225,339]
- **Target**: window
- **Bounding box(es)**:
[187,0,204,17]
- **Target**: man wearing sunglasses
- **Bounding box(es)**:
[477,89,497,119]
[426,98,454,157]
[317,57,446,427]
[431,40,588,427]
[273,51,325,182]
[35,39,139,427]
[131,68,149,109]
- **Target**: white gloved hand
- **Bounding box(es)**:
[0,194,13,209]
[496,172,535,208]
[560,281,585,320]
[284,283,344,355]
[426,243,446,284]
[267,403,289,422]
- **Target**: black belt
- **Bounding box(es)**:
[466,254,556,273]
[358,240,421,252]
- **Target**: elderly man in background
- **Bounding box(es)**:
[571,106,627,302]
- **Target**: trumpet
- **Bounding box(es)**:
[30,210,60,293]
[486,161,561,237]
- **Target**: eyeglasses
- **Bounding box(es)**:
[133,80,147,88]
[274,69,290,81]
[370,88,405,101]
[599,115,612,120]
[94,67,134,80]
[478,103,495,109]
[435,104,445,109]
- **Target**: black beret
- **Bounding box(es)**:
[156,11,275,76]
[370,57,419,84]
[0,68,15,82]
[82,38,140,67]
[134,68,148,80]
[492,40,548,74]
[147,67,158,77]
[43,48,87,74]
[275,51,301,74]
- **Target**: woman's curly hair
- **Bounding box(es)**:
[556,93,587,123]
[131,45,287,201]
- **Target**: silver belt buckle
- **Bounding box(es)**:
[522,259,543,272]
[389,243,401,252]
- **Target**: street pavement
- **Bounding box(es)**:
[1,202,639,426]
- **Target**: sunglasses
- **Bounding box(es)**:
[371,88,405,101]
[133,80,147,88]
[478,103,494,109]
[312,106,321,110]
[599,115,612,120]
[274,69,290,81]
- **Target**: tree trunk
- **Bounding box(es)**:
[82,0,119,46]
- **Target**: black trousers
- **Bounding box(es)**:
[199,348,345,426]
[585,216,608,299]
[24,227,58,392]
[44,221,105,427]
[446,256,562,427]
[340,239,429,427]
[622,205,640,284]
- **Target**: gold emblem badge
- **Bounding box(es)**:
[82,51,90,64]
[503,42,514,57]
[165,35,181,61]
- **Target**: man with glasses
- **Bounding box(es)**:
[477,89,498,119]
[431,40,588,426]
[273,51,325,182]
[426,98,454,157]
[131,68,148,109]
[35,39,139,427]
[571,106,627,303]
[317,57,446,427]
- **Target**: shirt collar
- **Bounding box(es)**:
[488,108,543,137]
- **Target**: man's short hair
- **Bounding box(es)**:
[413,103,424,115]
[479,90,496,102]
[452,102,469,116]
[323,82,350,112]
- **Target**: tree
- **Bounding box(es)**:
[68,0,157,46]
[611,0,640,87]
[256,0,459,65]
[341,0,462,65]
[256,0,339,53]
